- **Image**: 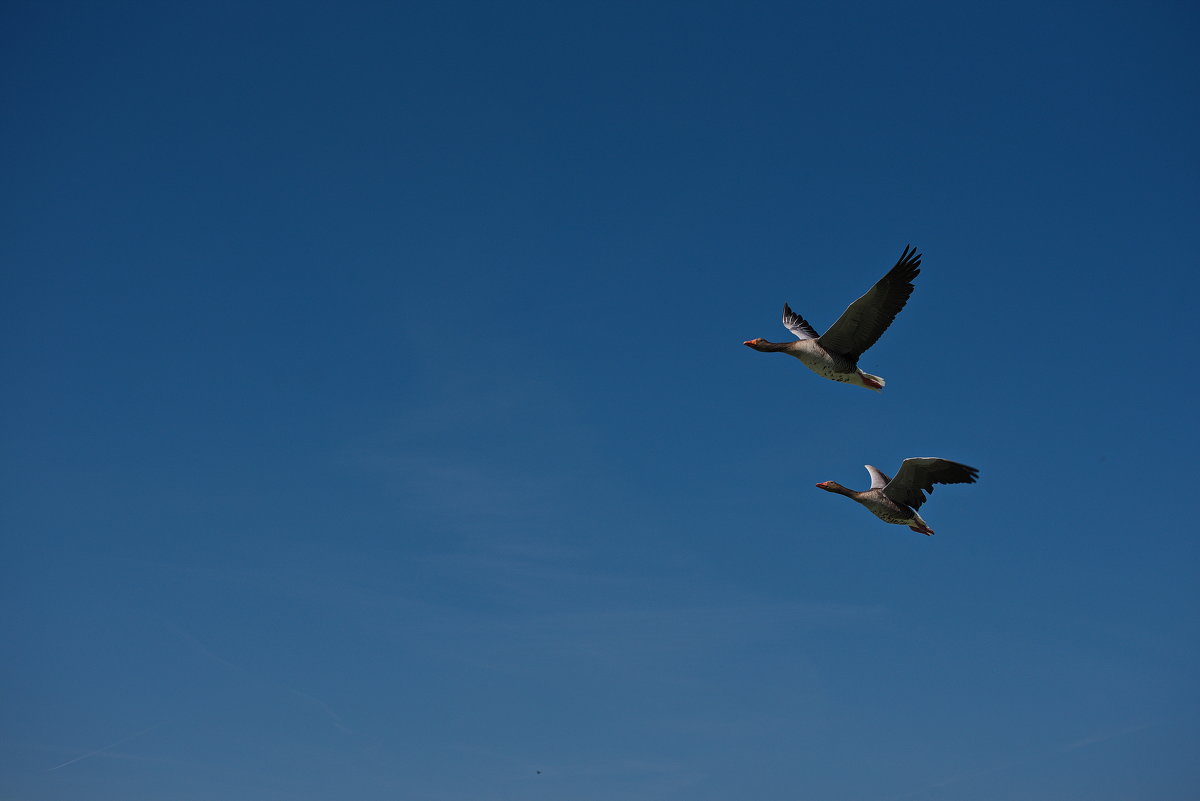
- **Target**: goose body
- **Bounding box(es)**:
[744,245,922,391]
[816,458,979,535]
[747,338,886,390]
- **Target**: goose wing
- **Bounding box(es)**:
[882,457,979,511]
[864,465,891,490]
[781,303,820,341]
[817,245,921,359]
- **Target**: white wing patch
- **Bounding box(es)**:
[864,465,891,490]
[781,303,820,341]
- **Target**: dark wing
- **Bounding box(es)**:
[816,245,921,359]
[781,303,820,341]
[882,457,978,511]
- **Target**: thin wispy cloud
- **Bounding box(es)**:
[284,686,354,735]
[166,621,355,736]
[879,721,1159,801]
[46,724,161,772]
[1061,721,1155,752]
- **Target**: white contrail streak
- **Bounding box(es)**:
[46,723,161,772]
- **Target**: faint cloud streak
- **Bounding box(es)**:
[46,723,161,772]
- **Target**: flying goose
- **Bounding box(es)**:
[743,246,922,390]
[815,458,979,535]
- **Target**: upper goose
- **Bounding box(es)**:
[815,458,978,535]
[743,245,922,390]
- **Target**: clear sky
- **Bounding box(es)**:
[3,1,1198,799]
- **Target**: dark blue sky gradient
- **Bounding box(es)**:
[3,1,1198,799]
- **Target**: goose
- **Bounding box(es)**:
[815,458,978,535]
[743,245,922,390]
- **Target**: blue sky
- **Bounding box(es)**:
[2,0,1197,799]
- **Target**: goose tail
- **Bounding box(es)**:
[857,370,885,392]
[908,513,935,536]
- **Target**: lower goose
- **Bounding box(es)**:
[815,458,978,535]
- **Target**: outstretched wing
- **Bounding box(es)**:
[864,465,891,490]
[781,303,820,341]
[882,457,978,511]
[817,245,921,359]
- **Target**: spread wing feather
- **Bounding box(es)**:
[781,303,820,341]
[817,245,921,359]
[882,457,979,511]
[864,465,892,490]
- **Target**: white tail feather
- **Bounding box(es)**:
[910,512,934,535]
[856,370,886,392]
